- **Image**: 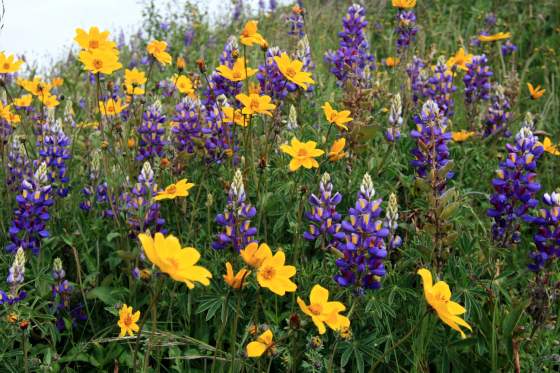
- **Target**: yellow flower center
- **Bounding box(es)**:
[92,59,104,70]
[250,99,260,111]
[285,67,297,78]
[89,40,99,49]
[308,303,323,316]
[3,63,10,70]
[297,148,309,157]
[260,266,276,280]
[165,185,177,194]
[232,71,241,80]
[123,313,133,327]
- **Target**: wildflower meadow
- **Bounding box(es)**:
[1,0,560,371]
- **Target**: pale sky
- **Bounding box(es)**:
[0,0,290,70]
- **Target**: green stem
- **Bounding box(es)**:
[22,330,29,373]
[229,295,241,373]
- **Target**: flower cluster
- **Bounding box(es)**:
[384,193,403,250]
[6,137,32,192]
[212,169,257,251]
[205,37,243,105]
[39,119,71,197]
[325,4,375,87]
[51,258,86,331]
[463,55,493,105]
[304,173,344,250]
[172,97,204,154]
[287,6,305,39]
[0,248,27,305]
[395,9,418,52]
[7,162,53,255]
[483,84,511,138]
[256,47,295,101]
[386,93,403,142]
[488,126,544,247]
[335,173,389,293]
[136,102,167,162]
[525,192,560,272]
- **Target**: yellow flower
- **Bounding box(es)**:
[327,138,348,161]
[138,232,212,289]
[99,98,127,117]
[236,93,276,116]
[249,82,261,95]
[542,137,560,156]
[246,329,274,358]
[17,77,52,97]
[446,48,473,72]
[240,242,273,268]
[222,106,247,127]
[273,53,314,90]
[154,179,195,201]
[74,26,116,51]
[322,102,352,131]
[527,83,545,100]
[417,268,472,339]
[124,68,146,95]
[297,284,350,334]
[174,74,195,95]
[280,137,324,172]
[392,0,416,9]
[0,102,20,124]
[217,57,257,82]
[240,20,267,47]
[79,49,122,75]
[451,130,475,142]
[176,56,186,70]
[51,77,64,87]
[14,94,33,108]
[147,40,172,65]
[385,56,400,67]
[223,262,250,289]
[256,250,297,296]
[117,304,140,337]
[0,52,24,74]
[39,93,59,108]
[478,32,511,42]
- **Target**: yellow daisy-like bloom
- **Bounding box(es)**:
[154,179,195,201]
[0,103,20,124]
[542,137,560,156]
[527,83,545,100]
[273,53,314,90]
[124,68,147,95]
[147,40,172,65]
[17,77,52,97]
[478,32,511,42]
[223,262,251,289]
[280,137,325,172]
[117,304,140,337]
[0,52,24,74]
[51,77,64,87]
[451,130,475,143]
[256,251,297,296]
[14,94,33,108]
[138,232,212,289]
[322,102,352,131]
[217,57,257,82]
[297,284,350,335]
[236,93,276,117]
[328,138,348,161]
[79,49,122,75]
[99,98,127,117]
[392,0,416,9]
[174,74,195,95]
[74,26,116,51]
[240,20,267,47]
[39,93,59,108]
[417,268,472,339]
[446,48,473,72]
[246,329,274,358]
[385,56,400,67]
[222,106,247,127]
[240,242,273,268]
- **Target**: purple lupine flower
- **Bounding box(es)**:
[204,37,242,107]
[212,169,257,251]
[203,101,235,163]
[269,0,277,12]
[464,54,493,105]
[410,100,453,190]
[136,102,167,161]
[324,4,376,88]
[483,84,511,138]
[525,192,560,272]
[424,60,456,117]
[287,7,305,39]
[0,248,27,305]
[395,9,418,52]
[79,151,114,217]
[386,93,403,142]
[384,193,403,250]
[501,40,517,56]
[304,173,344,250]
[7,162,53,255]
[51,258,85,331]
[487,126,544,247]
[232,0,243,22]
[7,137,32,192]
[335,173,389,293]
[184,28,195,47]
[406,56,427,104]
[172,97,204,154]
[39,119,71,197]
[117,30,126,49]
[121,161,165,236]
[1,116,14,145]
[257,46,295,101]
